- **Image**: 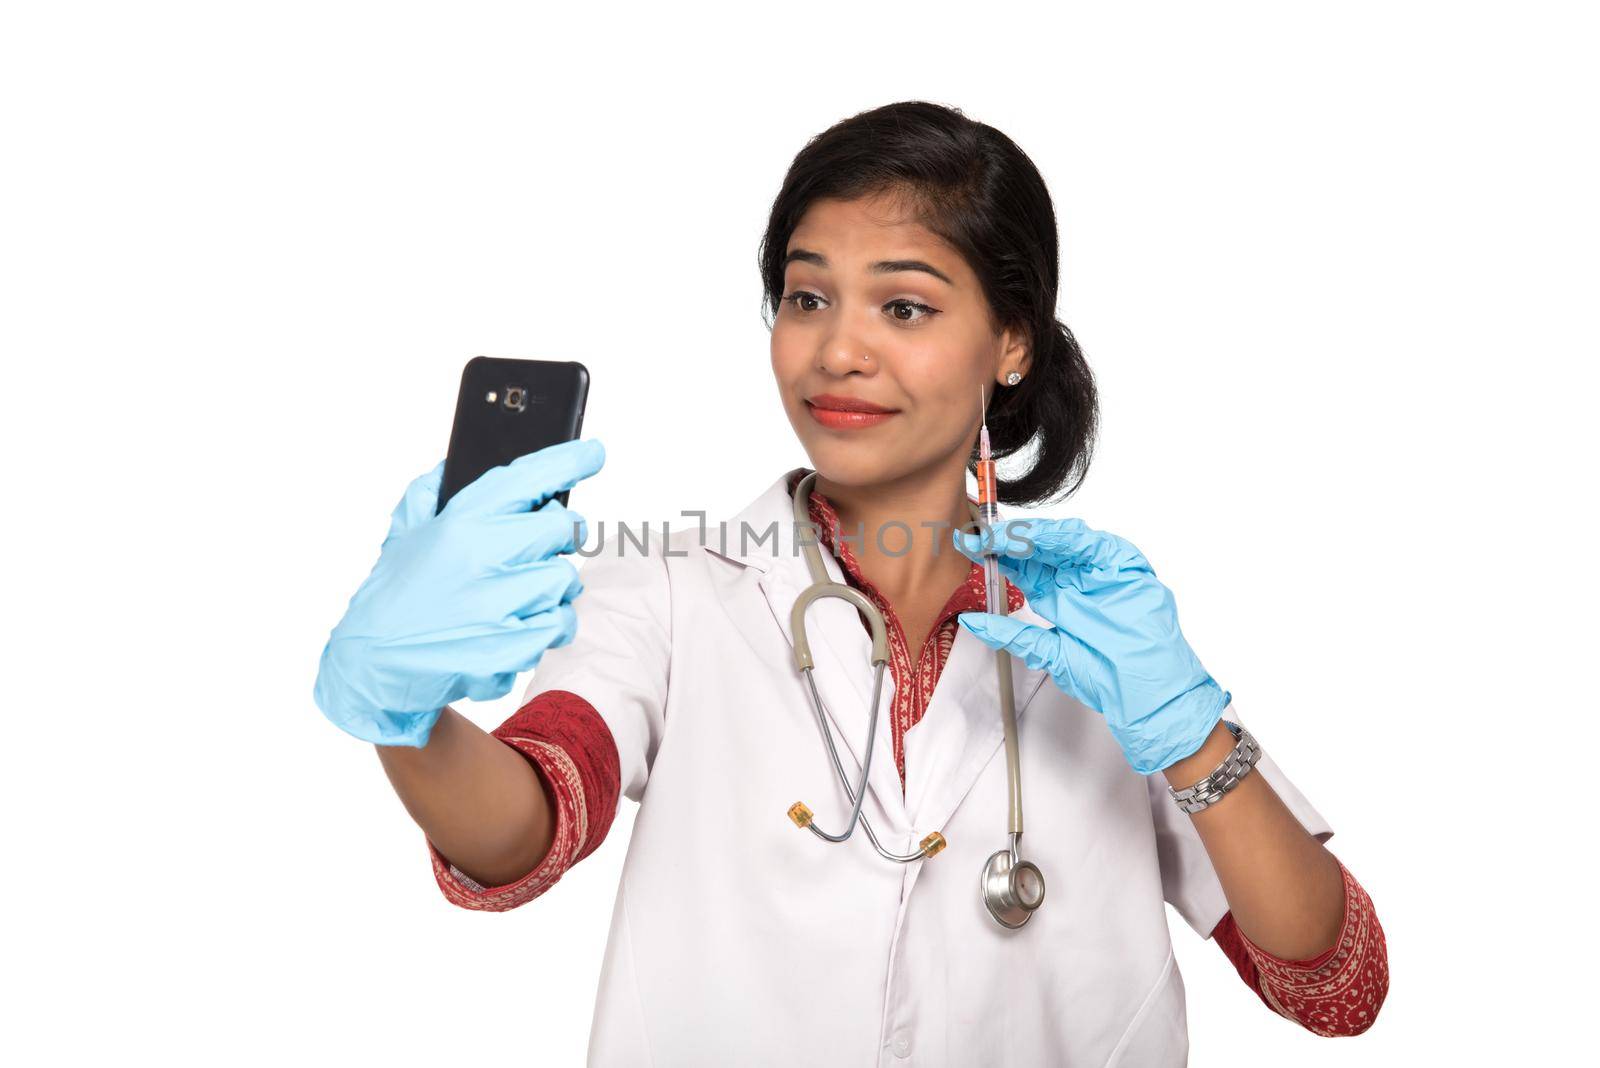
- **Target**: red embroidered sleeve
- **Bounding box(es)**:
[426,689,622,912]
[1210,858,1389,1036]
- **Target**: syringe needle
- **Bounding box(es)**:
[979,384,991,461]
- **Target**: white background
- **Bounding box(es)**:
[4,2,1595,1064]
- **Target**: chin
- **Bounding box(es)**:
[800,439,912,489]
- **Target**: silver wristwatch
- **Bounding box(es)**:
[1167,721,1261,814]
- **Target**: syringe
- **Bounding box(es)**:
[975,388,1005,619]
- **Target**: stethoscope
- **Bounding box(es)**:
[782,469,1046,929]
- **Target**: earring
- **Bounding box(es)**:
[1005,371,1022,385]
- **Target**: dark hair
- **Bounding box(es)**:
[758,100,1098,506]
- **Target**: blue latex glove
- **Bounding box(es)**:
[953,517,1230,774]
[313,438,605,747]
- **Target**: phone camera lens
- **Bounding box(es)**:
[504,387,526,411]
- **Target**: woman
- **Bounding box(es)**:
[315,101,1388,1064]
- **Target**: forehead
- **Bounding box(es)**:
[786,194,953,262]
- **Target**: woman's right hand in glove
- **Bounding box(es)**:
[313,438,605,747]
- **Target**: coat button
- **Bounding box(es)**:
[891,1031,912,1059]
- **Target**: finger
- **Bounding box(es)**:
[444,438,606,518]
[498,556,584,621]
[960,517,1110,569]
[984,520,1156,592]
[953,518,1070,562]
[951,521,1039,564]
[543,558,587,607]
[952,527,1059,603]
[387,459,447,539]
[542,602,581,650]
[952,526,991,563]
[513,602,580,665]
[458,670,520,704]
[992,553,1058,603]
[956,611,1062,675]
[957,612,1104,711]
[488,503,590,568]
[446,605,578,686]
[1011,520,1100,570]
[1027,522,1152,576]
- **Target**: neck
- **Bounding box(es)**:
[813,454,975,601]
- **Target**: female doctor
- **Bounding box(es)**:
[314,101,1388,1065]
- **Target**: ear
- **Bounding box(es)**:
[999,326,1032,382]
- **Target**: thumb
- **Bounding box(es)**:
[446,438,606,518]
[387,459,446,540]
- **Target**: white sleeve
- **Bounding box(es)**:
[1146,700,1334,939]
[520,537,672,806]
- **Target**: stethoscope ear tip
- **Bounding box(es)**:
[787,801,814,829]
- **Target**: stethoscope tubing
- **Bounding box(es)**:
[787,469,1047,922]
[799,660,928,862]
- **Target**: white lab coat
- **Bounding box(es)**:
[522,467,1332,1067]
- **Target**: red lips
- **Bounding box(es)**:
[805,393,900,430]
[806,393,898,413]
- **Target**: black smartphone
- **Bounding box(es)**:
[436,357,590,515]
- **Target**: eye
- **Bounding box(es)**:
[886,298,939,325]
[780,291,941,327]
[781,290,826,314]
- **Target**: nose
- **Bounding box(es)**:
[817,337,879,377]
[804,299,881,377]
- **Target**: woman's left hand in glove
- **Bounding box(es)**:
[953,517,1230,775]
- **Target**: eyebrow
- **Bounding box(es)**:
[782,247,954,287]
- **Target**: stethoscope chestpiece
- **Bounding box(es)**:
[981,846,1046,929]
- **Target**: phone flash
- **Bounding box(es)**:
[485,390,498,403]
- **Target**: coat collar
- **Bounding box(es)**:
[697,468,1053,841]
[698,466,813,577]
